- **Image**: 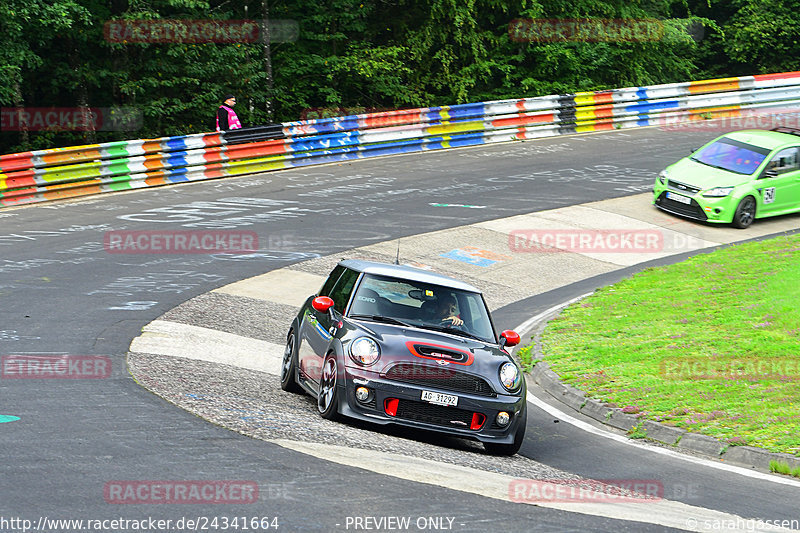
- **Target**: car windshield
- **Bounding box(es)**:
[690,137,770,175]
[347,273,496,343]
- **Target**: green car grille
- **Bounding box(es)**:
[655,192,708,221]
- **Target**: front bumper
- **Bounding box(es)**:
[653,184,736,224]
[337,365,526,444]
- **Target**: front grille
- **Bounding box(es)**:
[395,399,474,428]
[667,179,701,195]
[384,363,496,397]
[655,192,708,221]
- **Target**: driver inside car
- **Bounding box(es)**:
[433,295,464,327]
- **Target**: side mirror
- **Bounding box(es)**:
[764,168,778,178]
[312,296,334,313]
[499,330,521,348]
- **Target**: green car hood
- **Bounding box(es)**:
[667,157,754,190]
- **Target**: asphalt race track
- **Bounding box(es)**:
[2,127,800,532]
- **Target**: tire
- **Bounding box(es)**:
[280,332,303,394]
[732,196,756,229]
[484,405,527,456]
[317,353,341,421]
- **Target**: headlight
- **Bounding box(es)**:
[658,170,668,185]
[349,337,380,366]
[702,187,733,198]
[499,362,521,391]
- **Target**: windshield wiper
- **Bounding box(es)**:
[690,158,735,172]
[421,324,488,343]
[349,314,411,327]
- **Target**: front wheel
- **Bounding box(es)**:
[732,196,756,229]
[280,332,303,394]
[484,406,527,456]
[317,353,341,421]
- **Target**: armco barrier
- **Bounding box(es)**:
[3,71,800,208]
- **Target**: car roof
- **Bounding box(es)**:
[339,259,482,293]
[723,129,800,150]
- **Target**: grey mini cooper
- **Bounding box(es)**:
[280,259,527,455]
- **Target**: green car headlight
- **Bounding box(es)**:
[499,362,521,391]
[349,337,380,366]
[702,187,734,198]
[658,170,668,185]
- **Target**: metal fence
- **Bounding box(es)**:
[3,71,800,208]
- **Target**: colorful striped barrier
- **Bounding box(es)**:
[3,71,800,208]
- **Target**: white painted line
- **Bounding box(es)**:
[514,292,594,338]
[131,320,284,375]
[272,439,796,533]
[516,309,800,489]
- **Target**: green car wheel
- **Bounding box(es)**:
[732,196,756,229]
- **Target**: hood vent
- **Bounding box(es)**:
[412,344,468,363]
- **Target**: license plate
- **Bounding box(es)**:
[421,390,458,407]
[666,191,691,204]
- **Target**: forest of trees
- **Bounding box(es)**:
[2,0,799,154]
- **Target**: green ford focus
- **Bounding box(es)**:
[653,128,800,228]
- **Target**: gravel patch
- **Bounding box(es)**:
[128,351,581,482]
[159,292,297,344]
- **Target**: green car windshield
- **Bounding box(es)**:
[690,138,770,175]
[347,273,496,343]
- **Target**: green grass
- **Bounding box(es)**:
[533,234,800,455]
[769,460,800,478]
[628,424,647,439]
[516,344,534,372]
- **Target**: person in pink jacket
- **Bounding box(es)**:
[216,94,242,131]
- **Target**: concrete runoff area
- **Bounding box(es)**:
[199,193,797,310]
